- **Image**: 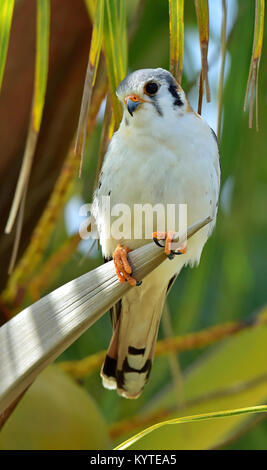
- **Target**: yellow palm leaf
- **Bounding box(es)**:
[168,0,184,83]
[244,0,265,130]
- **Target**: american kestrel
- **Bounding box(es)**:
[92,68,220,399]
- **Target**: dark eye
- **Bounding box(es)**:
[145,81,159,95]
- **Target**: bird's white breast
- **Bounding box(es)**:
[92,110,220,272]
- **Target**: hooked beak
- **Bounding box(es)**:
[125,95,142,116]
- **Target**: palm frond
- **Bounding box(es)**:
[0,217,210,415]
[0,0,15,93]
[103,0,127,129]
[195,0,211,114]
[244,0,265,130]
[168,0,184,83]
[5,0,50,238]
[75,0,104,174]
[115,405,267,449]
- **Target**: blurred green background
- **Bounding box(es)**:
[0,0,266,450]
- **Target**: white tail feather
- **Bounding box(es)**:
[101,273,168,398]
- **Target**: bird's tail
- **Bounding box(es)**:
[101,277,168,399]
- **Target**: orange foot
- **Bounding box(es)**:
[113,244,142,287]
[152,231,187,260]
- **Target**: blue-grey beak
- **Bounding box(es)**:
[126,98,141,116]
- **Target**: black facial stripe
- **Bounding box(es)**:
[164,75,183,107]
[168,84,183,106]
[150,96,163,116]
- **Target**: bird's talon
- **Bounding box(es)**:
[153,237,165,248]
[152,231,187,257]
[113,244,138,287]
[136,280,142,287]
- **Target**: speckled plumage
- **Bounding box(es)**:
[92,68,220,398]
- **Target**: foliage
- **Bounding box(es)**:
[0,0,266,450]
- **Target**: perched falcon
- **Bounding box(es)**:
[92,68,220,399]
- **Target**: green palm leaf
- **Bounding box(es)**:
[5,0,50,236]
[168,0,184,83]
[115,405,267,450]
[0,0,14,93]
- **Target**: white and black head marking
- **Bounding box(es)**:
[116,68,186,120]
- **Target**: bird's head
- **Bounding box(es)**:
[116,68,191,130]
